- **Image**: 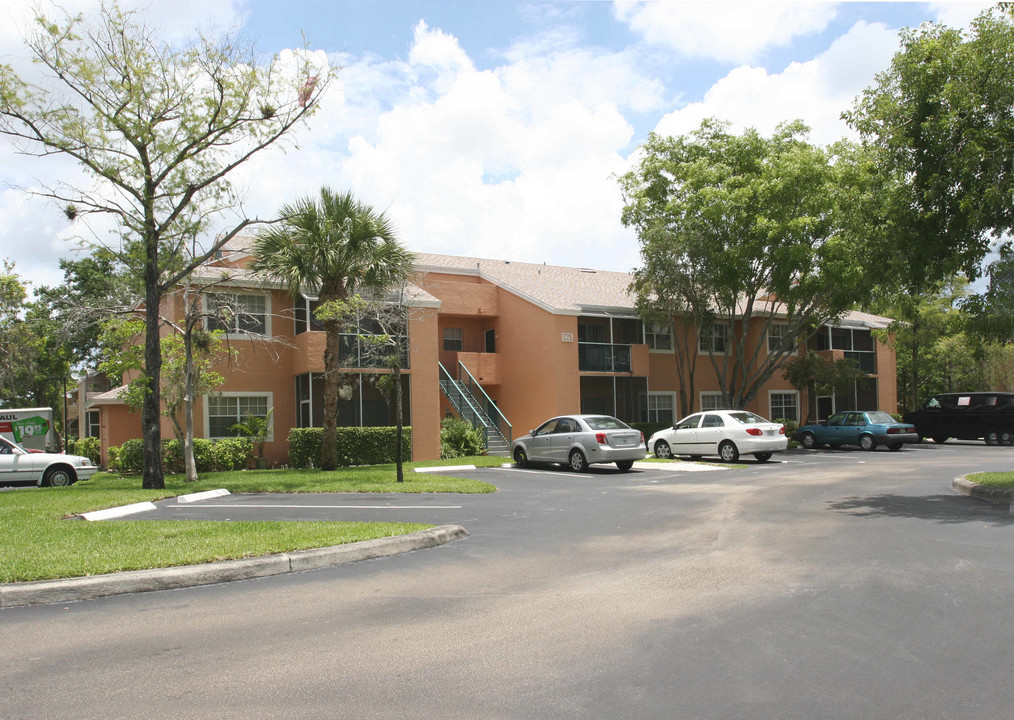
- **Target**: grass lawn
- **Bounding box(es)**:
[0,456,501,584]
[966,471,1014,489]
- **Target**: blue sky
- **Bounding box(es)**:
[0,1,995,290]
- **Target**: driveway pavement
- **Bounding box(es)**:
[2,444,1014,719]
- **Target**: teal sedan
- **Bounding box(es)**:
[794,411,919,452]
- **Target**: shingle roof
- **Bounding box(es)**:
[413,252,895,328]
[414,252,638,315]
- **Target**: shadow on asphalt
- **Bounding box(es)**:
[828,494,1014,524]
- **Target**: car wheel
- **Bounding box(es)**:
[42,466,74,487]
[1001,429,1014,446]
[653,440,673,459]
[985,429,1000,446]
[513,447,528,468]
[859,434,876,451]
[718,441,739,463]
[754,452,772,462]
[801,432,818,450]
[616,460,634,471]
[932,436,948,444]
[569,449,589,472]
[887,443,903,452]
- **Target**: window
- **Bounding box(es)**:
[645,323,673,351]
[206,393,271,439]
[702,414,725,428]
[769,391,799,422]
[698,323,728,354]
[294,296,323,335]
[700,392,724,411]
[443,327,463,351]
[647,392,676,424]
[86,410,100,438]
[767,323,796,355]
[207,293,268,336]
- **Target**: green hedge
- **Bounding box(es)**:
[287,426,412,468]
[108,437,252,474]
[68,436,101,465]
[440,417,486,459]
[629,422,670,440]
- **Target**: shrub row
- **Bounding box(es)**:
[67,436,101,465]
[287,427,412,468]
[108,437,252,475]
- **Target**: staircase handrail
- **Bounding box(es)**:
[438,362,487,427]
[457,361,512,444]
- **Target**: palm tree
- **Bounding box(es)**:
[250,187,413,469]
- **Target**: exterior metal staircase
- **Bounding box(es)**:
[438,361,512,456]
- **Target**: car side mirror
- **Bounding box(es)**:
[529,429,537,436]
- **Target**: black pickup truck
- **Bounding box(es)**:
[903,392,1014,445]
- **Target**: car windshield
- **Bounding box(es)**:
[584,416,629,431]
[727,412,768,425]
[866,411,896,424]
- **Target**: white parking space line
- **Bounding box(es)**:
[498,468,596,479]
[168,503,463,510]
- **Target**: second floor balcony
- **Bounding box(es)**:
[579,342,631,373]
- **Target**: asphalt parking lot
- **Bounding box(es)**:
[4,442,1014,719]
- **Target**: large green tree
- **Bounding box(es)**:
[0,3,334,488]
[845,8,1014,290]
[620,120,886,411]
[250,188,414,470]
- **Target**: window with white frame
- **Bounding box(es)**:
[769,391,799,422]
[86,410,100,438]
[700,392,724,411]
[698,323,729,354]
[443,327,463,351]
[766,322,796,355]
[207,293,268,336]
[645,323,673,351]
[207,394,271,439]
[647,392,676,424]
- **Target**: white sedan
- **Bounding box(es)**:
[648,410,787,463]
[0,436,98,487]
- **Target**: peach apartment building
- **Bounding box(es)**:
[85,244,897,466]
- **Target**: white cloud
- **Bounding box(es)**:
[613,0,839,64]
[652,20,900,146]
[230,22,658,273]
[929,1,994,29]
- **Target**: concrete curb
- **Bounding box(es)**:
[952,475,1014,504]
[0,524,468,608]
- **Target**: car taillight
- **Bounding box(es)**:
[596,432,608,444]
[746,428,763,436]
[887,428,902,434]
[639,431,645,443]
[779,427,786,435]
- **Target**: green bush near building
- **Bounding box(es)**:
[440,417,486,459]
[288,426,412,468]
[108,437,252,474]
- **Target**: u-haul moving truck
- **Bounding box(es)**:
[0,407,56,451]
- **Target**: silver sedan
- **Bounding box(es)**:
[510,414,646,472]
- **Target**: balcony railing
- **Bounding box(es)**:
[338,334,409,369]
[579,343,631,373]
[844,351,876,374]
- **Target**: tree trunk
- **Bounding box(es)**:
[321,319,341,470]
[394,364,404,483]
[141,258,165,489]
[183,326,198,482]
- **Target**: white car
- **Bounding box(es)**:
[0,436,98,487]
[648,410,787,463]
